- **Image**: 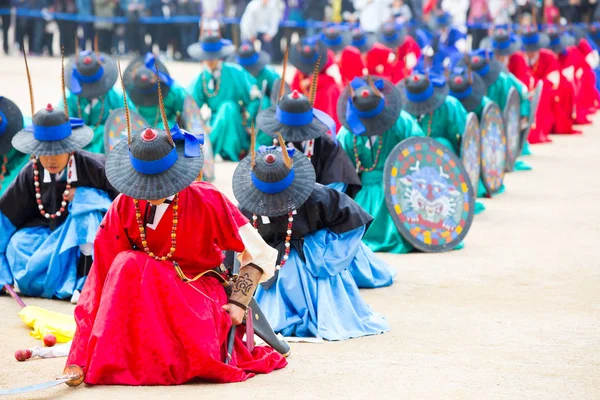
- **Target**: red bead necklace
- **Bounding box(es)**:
[133,195,179,262]
[352,135,384,173]
[0,155,8,193]
[252,212,294,270]
[32,154,74,219]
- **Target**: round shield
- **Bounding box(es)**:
[103,108,148,152]
[384,137,476,253]
[503,87,521,172]
[480,103,506,195]
[181,95,215,182]
[460,113,480,196]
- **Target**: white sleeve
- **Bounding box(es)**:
[585,51,599,69]
[237,223,277,282]
[240,3,255,40]
[546,71,560,89]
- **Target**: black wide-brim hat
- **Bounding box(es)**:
[448,72,486,113]
[290,39,329,75]
[106,129,204,200]
[12,107,94,156]
[257,91,332,142]
[397,75,449,117]
[520,32,550,53]
[188,37,236,62]
[350,31,377,53]
[547,33,575,54]
[0,97,24,155]
[232,50,271,76]
[378,23,407,50]
[233,148,316,217]
[123,55,172,107]
[65,52,118,100]
[320,27,351,52]
[338,76,402,136]
[481,35,521,56]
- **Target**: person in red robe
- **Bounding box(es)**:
[64,87,287,385]
[378,22,421,83]
[547,27,597,125]
[319,26,365,85]
[290,37,341,128]
[521,27,578,141]
[348,27,392,78]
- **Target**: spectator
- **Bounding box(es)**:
[468,0,491,49]
[54,0,78,55]
[489,0,516,25]
[0,0,9,54]
[303,0,327,37]
[76,0,94,50]
[554,0,577,23]
[121,0,148,55]
[354,0,392,33]
[93,0,117,53]
[544,0,561,24]
[176,0,200,60]
[441,0,469,33]
[271,0,306,63]
[240,0,282,56]
[148,0,176,57]
[392,0,413,23]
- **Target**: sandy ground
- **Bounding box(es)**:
[0,55,599,400]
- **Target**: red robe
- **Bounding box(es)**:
[338,46,365,85]
[66,183,287,385]
[389,35,422,84]
[556,47,597,124]
[291,51,342,128]
[365,42,394,77]
[509,52,535,89]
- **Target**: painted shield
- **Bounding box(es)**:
[181,95,215,182]
[503,87,521,172]
[460,113,480,196]
[103,108,147,152]
[480,103,506,195]
[384,137,475,253]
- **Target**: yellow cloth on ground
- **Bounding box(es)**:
[18,306,76,343]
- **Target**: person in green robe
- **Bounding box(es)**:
[447,67,492,215]
[397,72,467,155]
[468,49,532,171]
[233,42,280,147]
[0,97,29,196]
[188,34,261,161]
[337,76,425,254]
[122,53,188,130]
[62,49,123,154]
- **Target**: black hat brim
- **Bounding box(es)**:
[480,36,521,56]
[0,97,24,155]
[65,54,118,100]
[522,33,550,53]
[257,105,331,142]
[11,125,94,156]
[105,139,204,200]
[232,151,316,217]
[187,43,236,61]
[123,56,172,107]
[289,41,329,75]
[338,76,402,136]
[397,80,449,117]
[451,73,486,113]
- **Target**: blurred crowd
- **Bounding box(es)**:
[1,0,600,61]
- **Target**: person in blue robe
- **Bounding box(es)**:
[0,101,117,302]
[232,143,389,340]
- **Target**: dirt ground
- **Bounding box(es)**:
[0,55,598,400]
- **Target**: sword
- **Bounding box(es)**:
[0,366,83,396]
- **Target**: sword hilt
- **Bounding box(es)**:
[62,365,84,387]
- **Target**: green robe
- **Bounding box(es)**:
[487,71,532,170]
[189,62,260,161]
[253,65,280,147]
[0,148,29,196]
[417,97,467,155]
[63,88,125,154]
[473,95,494,120]
[339,110,424,254]
[133,83,188,130]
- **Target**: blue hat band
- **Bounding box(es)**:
[202,41,224,52]
[449,85,473,100]
[0,110,8,136]
[321,34,343,46]
[550,37,560,46]
[522,34,540,45]
[405,84,434,103]
[30,117,84,142]
[237,52,260,66]
[493,39,511,50]
[73,66,104,84]
[352,36,367,47]
[251,168,295,194]
[276,106,313,126]
[383,32,399,42]
[300,51,319,64]
[476,63,490,77]
[129,147,178,175]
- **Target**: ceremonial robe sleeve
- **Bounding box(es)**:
[306,185,373,234]
[445,97,467,153]
[189,74,208,109]
[237,67,261,120]
[0,212,17,286]
[167,83,189,125]
[66,195,132,371]
[396,110,425,139]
